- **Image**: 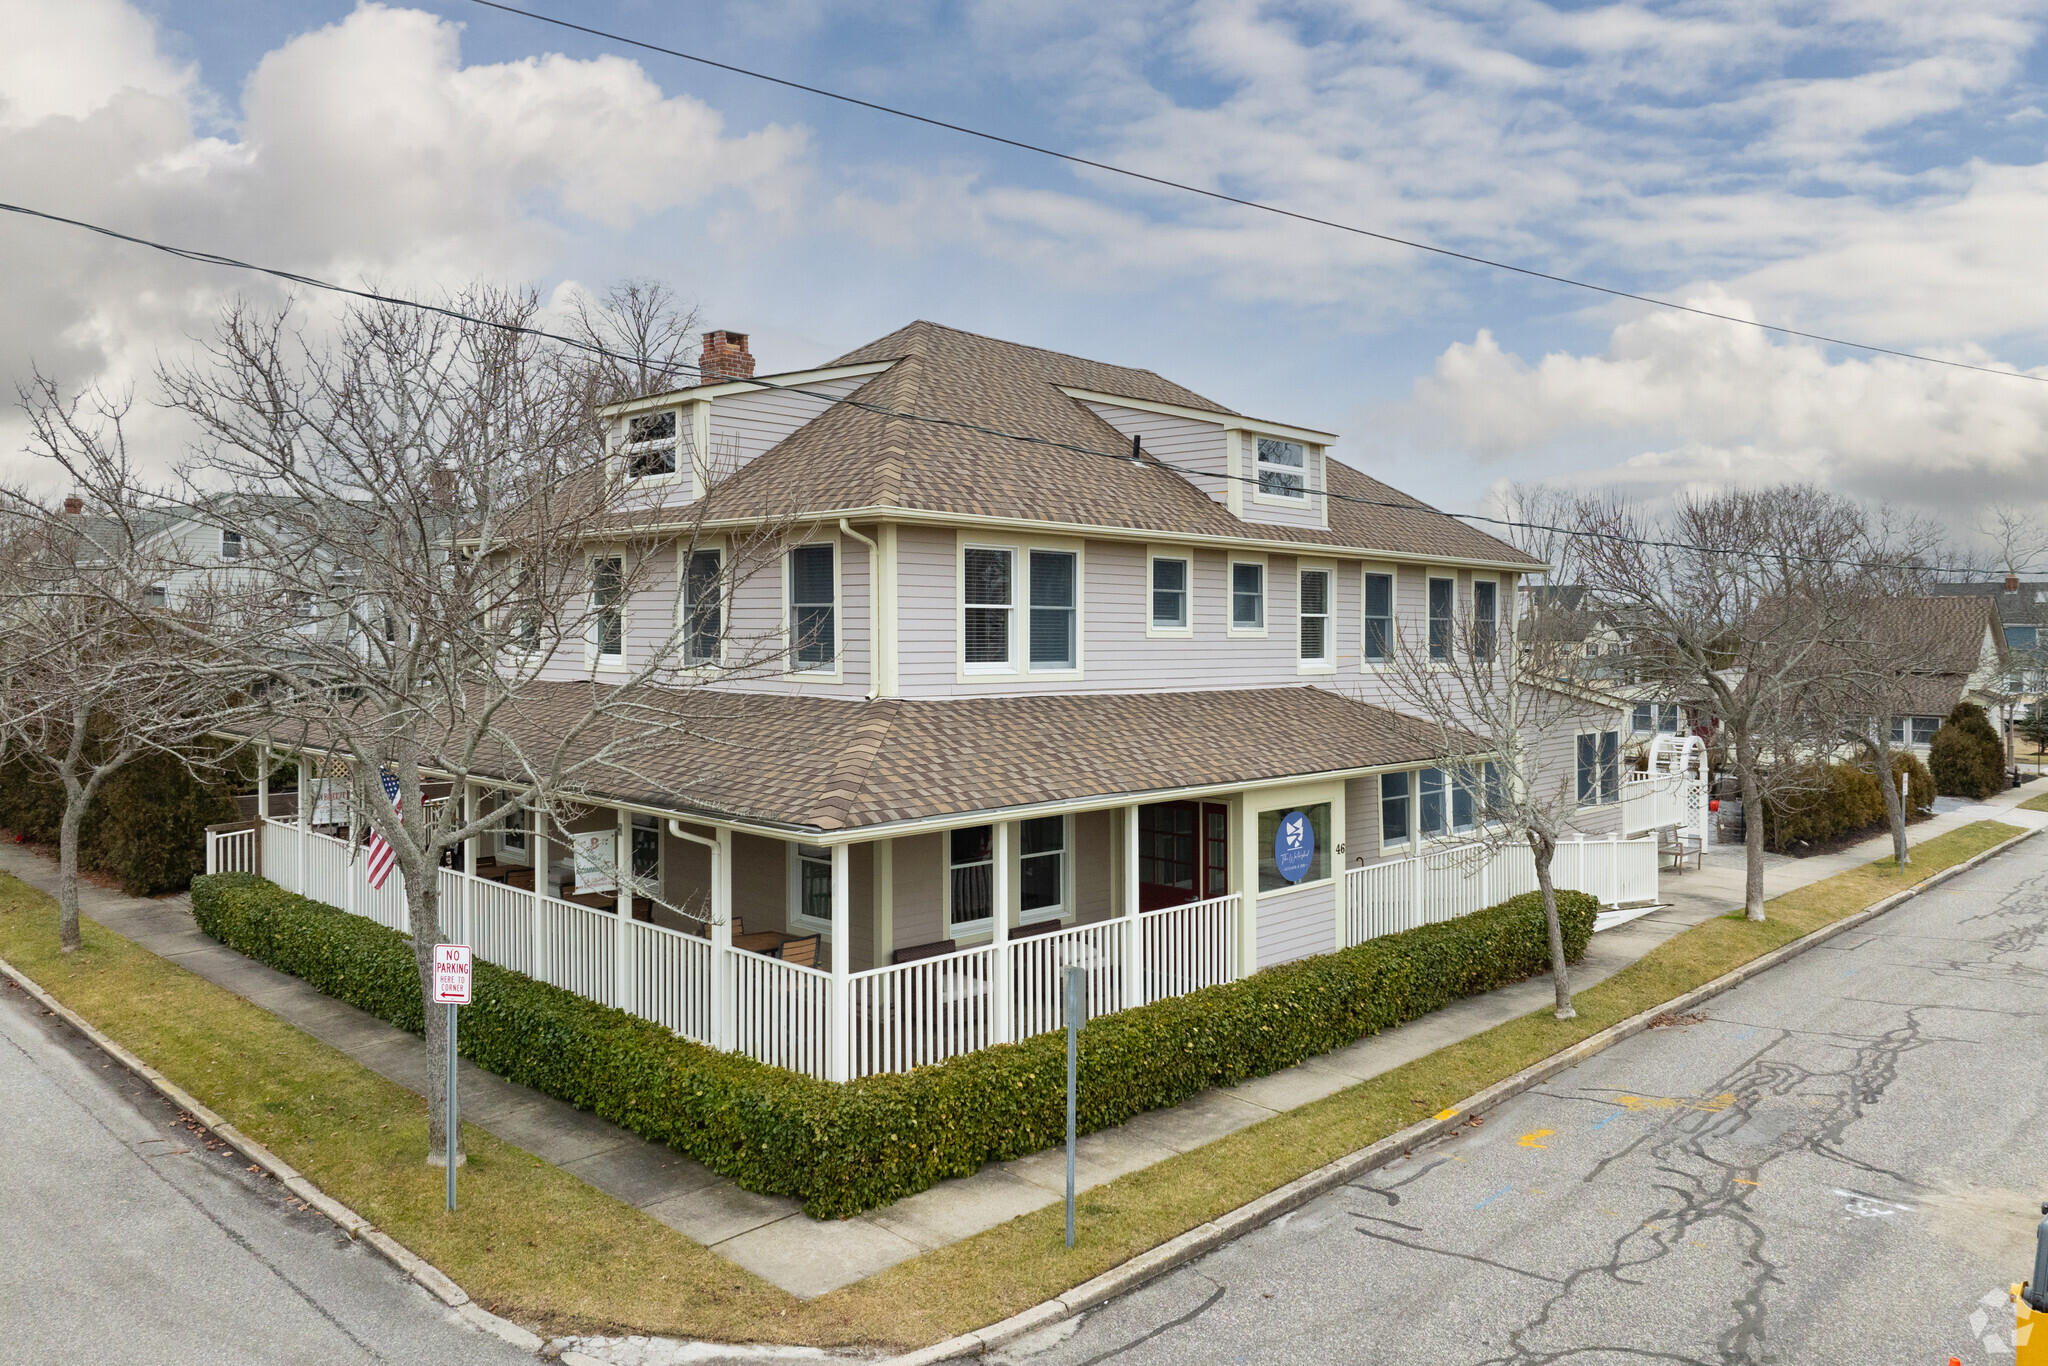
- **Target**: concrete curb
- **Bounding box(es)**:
[0,950,545,1357]
[883,823,2043,1364]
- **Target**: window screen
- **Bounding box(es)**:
[1152,557,1188,629]
[1029,550,1076,669]
[789,544,835,668]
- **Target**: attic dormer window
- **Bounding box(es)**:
[1255,438,1307,500]
[623,410,678,479]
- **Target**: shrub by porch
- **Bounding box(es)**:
[192,871,1595,1217]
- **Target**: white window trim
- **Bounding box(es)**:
[788,842,835,935]
[1470,575,1500,663]
[1378,769,1414,855]
[1426,573,1457,664]
[1227,553,1269,638]
[1576,729,1623,807]
[1251,438,1315,506]
[1252,779,1344,898]
[1359,562,1397,671]
[495,802,531,865]
[1296,558,1337,675]
[586,551,630,672]
[1145,546,1194,639]
[952,533,1085,682]
[618,408,687,487]
[1017,813,1074,927]
[219,528,244,562]
[674,537,728,673]
[944,823,997,939]
[784,534,843,680]
[629,814,663,897]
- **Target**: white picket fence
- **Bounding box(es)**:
[1342,833,1657,948]
[1621,771,1690,835]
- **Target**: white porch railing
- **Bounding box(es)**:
[732,951,832,1080]
[1138,894,1239,1003]
[1621,771,1689,835]
[1343,833,1658,948]
[846,944,998,1079]
[205,826,257,874]
[1012,919,1130,1038]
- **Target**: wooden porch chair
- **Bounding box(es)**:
[890,938,955,965]
[776,934,821,967]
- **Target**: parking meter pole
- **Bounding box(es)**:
[1065,965,1083,1249]
[446,1001,458,1213]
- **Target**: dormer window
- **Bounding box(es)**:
[1255,438,1307,500]
[623,410,678,479]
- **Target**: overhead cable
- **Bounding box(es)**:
[463,0,2048,388]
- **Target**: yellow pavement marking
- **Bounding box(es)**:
[1434,1108,1460,1121]
[1734,1179,1760,1186]
[1518,1129,1556,1149]
[1609,1092,1738,1114]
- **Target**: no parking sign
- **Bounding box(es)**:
[432,943,472,1005]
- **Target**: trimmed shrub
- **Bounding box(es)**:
[1930,701,2004,800]
[0,745,237,895]
[1890,751,1935,819]
[191,872,1595,1217]
[1762,755,1936,853]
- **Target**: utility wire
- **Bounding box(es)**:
[0,199,1981,576]
[465,0,2048,388]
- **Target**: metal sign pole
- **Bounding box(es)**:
[446,1000,458,1212]
[1065,965,1084,1249]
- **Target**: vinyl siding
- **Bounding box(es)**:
[1343,776,1382,866]
[1080,402,1229,506]
[703,377,873,486]
[1255,881,1337,968]
[731,832,787,934]
[891,832,946,951]
[1072,809,1115,924]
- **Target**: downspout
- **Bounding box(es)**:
[839,519,881,701]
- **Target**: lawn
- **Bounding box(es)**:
[2020,791,2048,813]
[0,816,2024,1351]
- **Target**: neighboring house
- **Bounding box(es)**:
[1866,594,2011,751]
[1519,583,1693,750]
[1928,578,2048,704]
[240,321,1658,1081]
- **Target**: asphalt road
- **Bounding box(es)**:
[993,835,2048,1366]
[0,974,533,1366]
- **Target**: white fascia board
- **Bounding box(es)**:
[598,362,897,419]
[1055,387,1340,444]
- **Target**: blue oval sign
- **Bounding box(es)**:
[1274,810,1315,883]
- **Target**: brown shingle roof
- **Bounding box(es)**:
[1864,595,2003,675]
[680,321,1541,568]
[482,682,1467,832]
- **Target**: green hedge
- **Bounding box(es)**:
[0,747,238,895]
[1762,754,1933,853]
[191,872,1595,1217]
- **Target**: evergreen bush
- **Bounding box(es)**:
[0,745,237,894]
[1930,701,2005,800]
[191,872,1596,1217]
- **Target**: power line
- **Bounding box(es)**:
[0,199,1981,576]
[465,0,2048,388]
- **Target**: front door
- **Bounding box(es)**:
[1138,801,1230,911]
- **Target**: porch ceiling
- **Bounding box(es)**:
[456,682,1474,833]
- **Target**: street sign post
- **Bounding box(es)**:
[1065,965,1085,1248]
[432,944,472,1212]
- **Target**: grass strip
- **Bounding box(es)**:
[0,817,2021,1350]
[2020,791,2048,813]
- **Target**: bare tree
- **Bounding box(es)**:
[41,287,795,1167]
[1573,486,1872,920]
[0,401,243,949]
[563,278,704,408]
[1377,603,1599,1019]
[1974,503,2048,581]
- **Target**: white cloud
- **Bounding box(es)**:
[1396,298,2048,516]
[0,1,809,487]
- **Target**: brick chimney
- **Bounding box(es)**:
[2006,574,2021,592]
[697,330,755,385]
[62,496,83,514]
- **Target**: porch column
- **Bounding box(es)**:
[614,807,631,1011]
[991,821,1012,1045]
[257,744,270,822]
[829,842,851,1082]
[460,781,476,946]
[296,754,309,895]
[529,810,547,979]
[712,828,733,1050]
[1123,805,1142,1006]
[873,839,894,965]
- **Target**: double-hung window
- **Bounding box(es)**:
[623,410,678,479]
[795,844,832,925]
[682,548,722,666]
[1020,815,1065,921]
[1151,556,1188,631]
[1472,580,1498,661]
[1380,771,1411,847]
[1451,769,1476,832]
[1428,577,1454,661]
[1363,572,1393,664]
[591,556,624,664]
[145,584,168,610]
[1255,437,1307,499]
[1418,767,1447,837]
[1577,730,1622,804]
[220,529,243,561]
[1231,562,1265,630]
[948,826,995,929]
[1298,568,1331,666]
[963,547,1013,668]
[789,543,835,670]
[1029,550,1077,670]
[498,803,528,857]
[1633,702,1655,734]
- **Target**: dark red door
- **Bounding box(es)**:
[1138,801,1230,910]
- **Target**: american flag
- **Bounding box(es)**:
[365,769,402,890]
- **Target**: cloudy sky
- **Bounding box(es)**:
[4,0,2047,533]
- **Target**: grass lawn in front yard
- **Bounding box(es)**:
[0,816,2024,1351]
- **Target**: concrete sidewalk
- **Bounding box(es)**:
[3,786,2037,1300]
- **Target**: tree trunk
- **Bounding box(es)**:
[56,785,85,953]
[1873,740,1909,869]
[406,852,463,1169]
[1736,739,1767,921]
[1532,835,1574,1020]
